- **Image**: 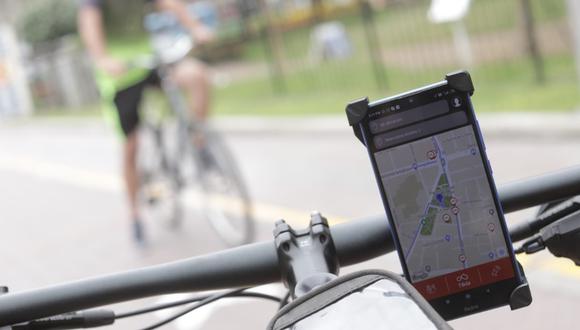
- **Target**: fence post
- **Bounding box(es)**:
[566,0,580,89]
[520,0,545,84]
[359,0,387,90]
[258,0,286,94]
[312,0,325,24]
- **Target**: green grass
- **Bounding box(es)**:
[214,54,580,116]
[474,57,580,112]
[37,54,579,118]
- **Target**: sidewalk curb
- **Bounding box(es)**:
[2,113,579,138]
[211,113,580,139]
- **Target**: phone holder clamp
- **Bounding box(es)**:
[509,262,532,310]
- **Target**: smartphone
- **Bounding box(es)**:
[346,71,527,320]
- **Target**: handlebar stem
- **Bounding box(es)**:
[274,213,339,297]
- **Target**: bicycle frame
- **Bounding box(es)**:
[133,32,200,183]
[157,64,193,155]
[1,165,579,326]
[136,31,255,246]
[138,57,203,199]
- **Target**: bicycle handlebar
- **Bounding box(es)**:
[498,165,580,213]
[1,166,580,326]
[130,34,194,71]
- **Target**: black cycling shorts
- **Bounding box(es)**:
[113,71,160,137]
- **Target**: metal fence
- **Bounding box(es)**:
[5,0,577,113]
[250,0,572,95]
[27,39,100,110]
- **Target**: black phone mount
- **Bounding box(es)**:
[345,70,532,312]
[510,262,532,310]
[345,96,369,144]
[346,71,475,145]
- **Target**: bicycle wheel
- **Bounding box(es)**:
[136,121,183,228]
[195,129,255,246]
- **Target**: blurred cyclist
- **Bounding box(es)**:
[78,0,213,244]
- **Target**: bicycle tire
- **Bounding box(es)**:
[136,121,183,228]
[194,129,255,246]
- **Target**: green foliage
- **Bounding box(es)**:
[100,0,147,37]
[18,0,78,44]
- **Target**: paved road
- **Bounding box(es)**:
[0,118,579,329]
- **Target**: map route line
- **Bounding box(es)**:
[405,138,448,260]
[413,143,437,215]
[404,141,438,260]
[405,221,424,260]
[433,135,467,268]
[404,188,436,260]
[381,159,438,180]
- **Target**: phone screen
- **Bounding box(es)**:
[368,92,517,304]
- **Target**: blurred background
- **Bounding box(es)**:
[1,0,579,116]
[1,0,580,329]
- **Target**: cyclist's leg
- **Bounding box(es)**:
[170,58,211,122]
[123,131,139,222]
[113,77,151,242]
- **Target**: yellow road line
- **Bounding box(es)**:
[181,188,345,227]
[0,154,121,191]
[2,154,577,280]
[534,257,580,280]
[0,155,346,226]
[518,253,580,280]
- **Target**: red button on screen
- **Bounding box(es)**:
[414,275,449,300]
[445,267,481,295]
[412,258,517,300]
[478,257,515,284]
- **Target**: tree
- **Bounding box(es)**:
[17,0,77,44]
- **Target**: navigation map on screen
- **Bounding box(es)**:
[374,125,514,299]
